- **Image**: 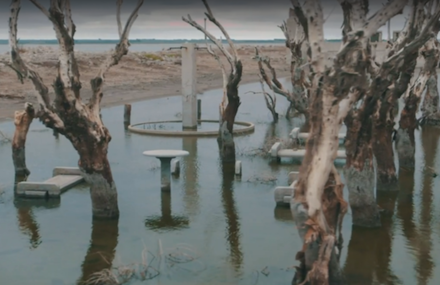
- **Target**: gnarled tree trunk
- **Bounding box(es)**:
[12,102,34,178]
[218,63,242,162]
[7,0,144,219]
[344,111,381,227]
[183,0,243,163]
[396,37,440,168]
[372,0,439,186]
[255,8,310,123]
[289,0,438,282]
[421,71,440,124]
[75,138,118,218]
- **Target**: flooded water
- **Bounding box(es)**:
[0,79,440,285]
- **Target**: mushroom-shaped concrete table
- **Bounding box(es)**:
[143,149,189,191]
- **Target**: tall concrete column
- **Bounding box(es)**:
[182,43,197,129]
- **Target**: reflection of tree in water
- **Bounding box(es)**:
[77,218,119,284]
[220,162,243,275]
[394,126,437,285]
[144,192,189,231]
[343,188,400,284]
[16,207,41,249]
[13,176,43,249]
[415,126,438,284]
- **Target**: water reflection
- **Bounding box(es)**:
[77,218,119,284]
[13,176,57,249]
[144,192,189,231]
[416,126,439,283]
[220,162,243,276]
[344,187,400,284]
[181,137,200,217]
[273,207,293,223]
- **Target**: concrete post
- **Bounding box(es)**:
[197,99,201,121]
[159,157,172,191]
[182,43,197,129]
[124,104,131,127]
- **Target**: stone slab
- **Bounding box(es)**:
[288,172,300,185]
[16,175,84,198]
[171,159,180,175]
[143,150,189,158]
[274,186,294,207]
[277,149,346,159]
[269,142,281,157]
[235,161,242,176]
[53,166,82,176]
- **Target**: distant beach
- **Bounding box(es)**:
[0,39,292,54]
[0,38,347,54]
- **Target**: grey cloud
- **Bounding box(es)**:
[0,0,407,39]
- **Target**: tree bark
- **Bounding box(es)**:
[421,74,440,124]
[12,103,35,177]
[74,137,119,219]
[395,95,418,168]
[396,38,439,168]
[344,111,381,227]
[218,62,242,163]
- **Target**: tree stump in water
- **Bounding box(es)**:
[12,103,35,177]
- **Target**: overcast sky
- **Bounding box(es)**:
[0,0,408,40]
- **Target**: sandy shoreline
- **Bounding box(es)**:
[0,45,290,123]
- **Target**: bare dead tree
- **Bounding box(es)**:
[254,2,310,121]
[289,0,418,283]
[182,0,242,163]
[370,0,440,187]
[343,0,440,228]
[6,0,144,219]
[395,1,440,168]
[12,102,35,178]
[245,73,279,123]
[396,35,440,168]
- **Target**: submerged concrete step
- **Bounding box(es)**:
[16,167,85,198]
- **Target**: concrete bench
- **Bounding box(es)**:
[269,142,346,163]
[289,127,346,145]
[16,167,84,198]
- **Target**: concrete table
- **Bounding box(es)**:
[143,150,189,191]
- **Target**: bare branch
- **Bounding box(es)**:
[290,0,308,40]
[207,45,228,114]
[182,12,235,72]
[63,0,75,38]
[30,0,81,98]
[28,0,50,18]
[384,8,440,67]
[8,0,64,130]
[89,0,144,114]
[253,48,291,99]
[117,0,123,38]
[364,0,409,38]
[201,0,239,61]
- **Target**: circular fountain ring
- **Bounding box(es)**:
[128,119,255,137]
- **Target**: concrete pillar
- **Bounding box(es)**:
[159,157,172,191]
[182,43,197,129]
[197,99,202,121]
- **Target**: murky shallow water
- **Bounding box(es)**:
[0,79,440,285]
